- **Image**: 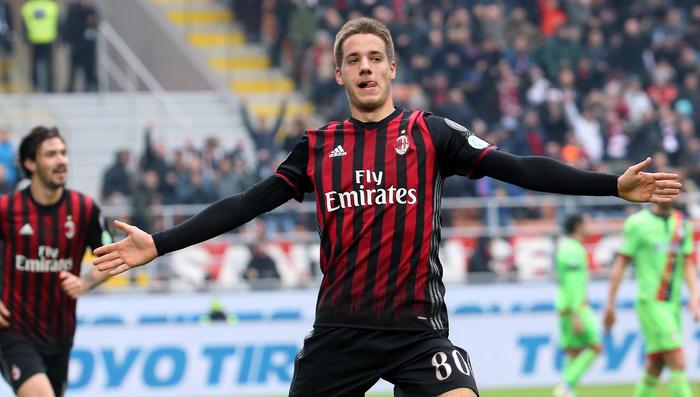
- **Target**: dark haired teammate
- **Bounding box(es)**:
[0,126,113,397]
[94,18,681,397]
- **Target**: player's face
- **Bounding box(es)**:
[335,33,396,113]
[27,137,69,190]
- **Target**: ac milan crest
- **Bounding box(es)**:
[65,215,75,239]
[11,364,20,381]
[395,134,409,155]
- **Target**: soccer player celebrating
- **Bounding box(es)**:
[0,127,113,397]
[605,202,699,397]
[94,18,681,397]
[553,215,601,397]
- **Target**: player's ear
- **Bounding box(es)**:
[23,158,36,175]
[335,67,344,86]
[390,61,396,80]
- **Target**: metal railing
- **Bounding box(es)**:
[96,21,194,131]
[102,192,700,242]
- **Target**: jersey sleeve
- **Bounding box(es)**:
[683,219,693,256]
[424,114,496,179]
[85,204,113,251]
[618,217,638,258]
[275,135,313,202]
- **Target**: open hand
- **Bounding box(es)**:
[617,158,681,203]
[93,220,158,276]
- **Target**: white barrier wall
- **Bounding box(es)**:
[2,281,698,396]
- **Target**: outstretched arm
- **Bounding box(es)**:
[480,152,680,203]
[94,176,295,275]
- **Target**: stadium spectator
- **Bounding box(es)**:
[563,92,603,164]
[0,126,17,185]
[199,297,238,324]
[240,98,287,154]
[21,0,59,93]
[242,242,280,289]
[63,0,99,92]
[0,164,13,194]
[140,125,177,203]
[101,149,131,204]
[130,169,162,232]
[0,0,13,90]
[214,156,255,199]
[174,159,217,205]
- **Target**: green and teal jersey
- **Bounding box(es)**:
[619,209,693,303]
[555,237,590,312]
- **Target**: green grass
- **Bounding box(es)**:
[362,383,688,396]
[252,383,699,397]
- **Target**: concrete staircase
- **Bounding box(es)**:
[0,92,246,200]
[149,0,314,120]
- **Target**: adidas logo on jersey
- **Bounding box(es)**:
[19,223,33,236]
[328,145,347,158]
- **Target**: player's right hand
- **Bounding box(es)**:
[603,306,616,331]
[0,300,10,328]
[93,220,158,276]
[572,315,583,334]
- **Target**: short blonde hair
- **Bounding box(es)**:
[333,17,395,68]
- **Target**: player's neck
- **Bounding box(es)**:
[570,232,584,243]
[651,206,673,217]
[349,101,396,123]
[30,181,64,206]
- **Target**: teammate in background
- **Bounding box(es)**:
[0,127,113,397]
[553,214,601,397]
[605,202,700,397]
[94,18,681,397]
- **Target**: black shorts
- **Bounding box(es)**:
[0,331,70,397]
[289,327,478,397]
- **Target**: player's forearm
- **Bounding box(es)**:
[82,267,110,291]
[684,257,699,302]
[152,176,294,256]
[606,255,628,308]
[480,151,619,196]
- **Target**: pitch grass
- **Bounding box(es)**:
[363,383,688,396]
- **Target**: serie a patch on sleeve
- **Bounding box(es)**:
[444,118,492,149]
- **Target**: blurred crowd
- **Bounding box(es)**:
[233,0,700,192]
[100,0,700,238]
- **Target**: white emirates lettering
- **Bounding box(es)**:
[15,245,74,273]
[325,170,417,212]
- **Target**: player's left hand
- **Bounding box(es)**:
[603,306,616,331]
[617,157,681,204]
[59,271,86,299]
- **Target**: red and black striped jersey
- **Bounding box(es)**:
[276,108,495,331]
[0,188,111,346]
